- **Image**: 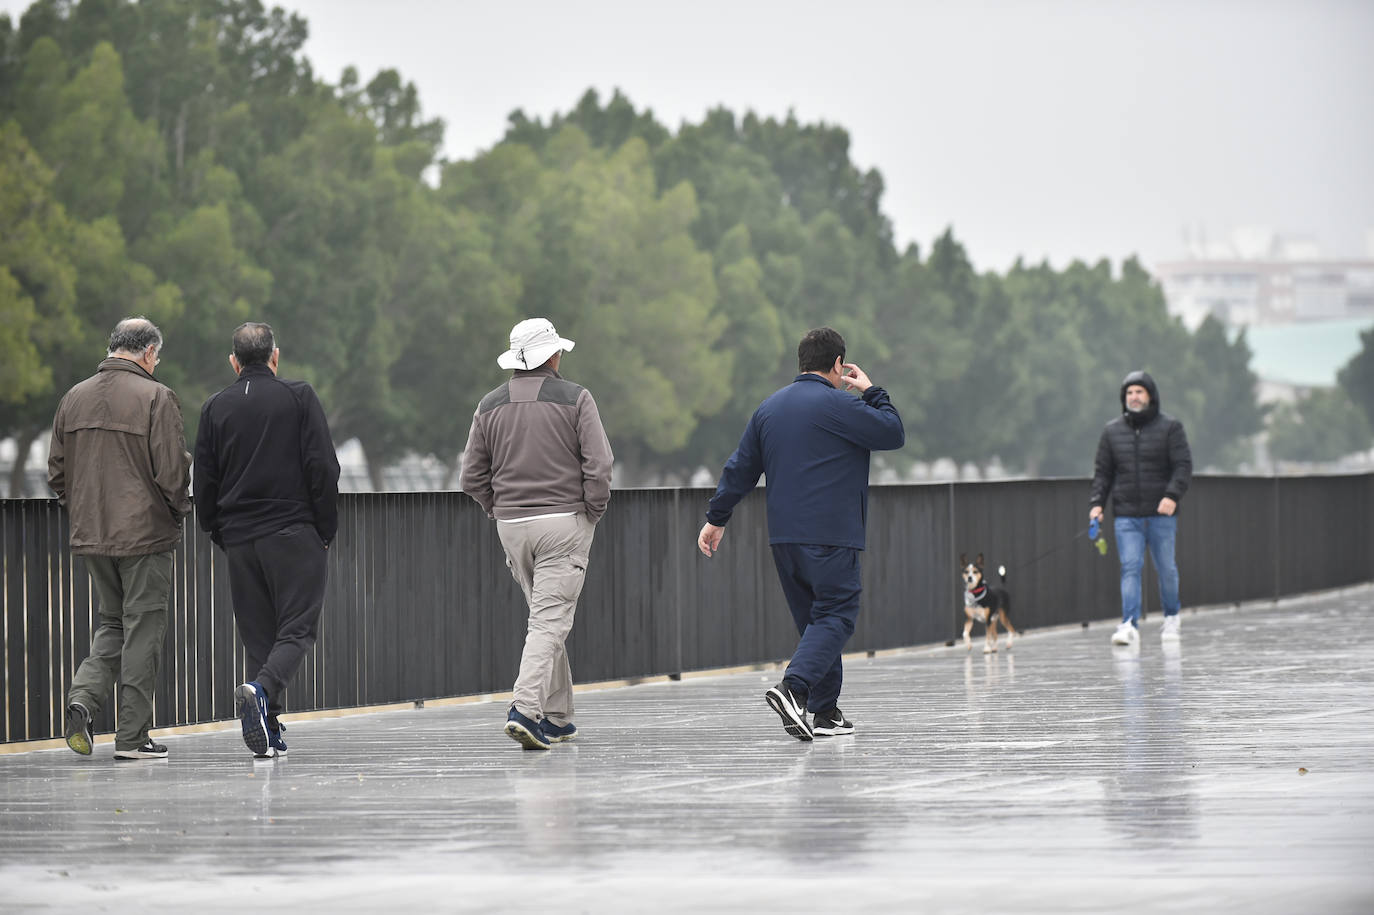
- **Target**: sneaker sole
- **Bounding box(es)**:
[812,724,855,737]
[113,750,168,761]
[542,731,576,744]
[505,721,550,750]
[64,707,92,756]
[764,688,813,742]
[235,685,270,756]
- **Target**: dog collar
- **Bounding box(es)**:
[969,584,987,599]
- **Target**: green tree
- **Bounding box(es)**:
[0,120,79,494]
[1337,327,1374,431]
[446,128,731,480]
[1268,387,1373,463]
[1173,317,1265,470]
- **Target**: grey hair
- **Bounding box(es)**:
[107,317,163,357]
[232,322,276,366]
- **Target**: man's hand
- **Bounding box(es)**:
[840,363,873,393]
[698,522,725,557]
[1089,505,1104,523]
[1157,497,1177,516]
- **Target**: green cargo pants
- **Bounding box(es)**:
[67,550,174,751]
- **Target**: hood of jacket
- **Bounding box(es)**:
[1120,370,1161,428]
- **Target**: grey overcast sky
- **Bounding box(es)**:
[6,0,1373,273]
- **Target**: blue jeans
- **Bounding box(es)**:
[770,543,862,713]
[1114,515,1180,626]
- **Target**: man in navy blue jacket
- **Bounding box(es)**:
[698,327,904,741]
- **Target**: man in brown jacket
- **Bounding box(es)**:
[48,317,191,760]
[460,317,613,750]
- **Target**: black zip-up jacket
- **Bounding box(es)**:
[193,363,340,547]
[1090,371,1192,518]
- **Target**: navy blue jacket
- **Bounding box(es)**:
[706,374,905,549]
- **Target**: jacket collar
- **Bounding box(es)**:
[513,364,562,380]
[238,363,276,379]
[97,356,155,381]
[794,372,836,389]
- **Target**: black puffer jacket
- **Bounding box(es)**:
[1090,371,1192,518]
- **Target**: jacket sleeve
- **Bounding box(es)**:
[705,413,765,526]
[1090,427,1114,508]
[151,388,192,523]
[458,412,495,518]
[1164,420,1192,502]
[298,384,340,545]
[47,399,67,505]
[193,398,221,538]
[828,386,905,451]
[577,390,614,522]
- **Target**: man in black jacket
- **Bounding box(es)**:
[194,323,340,758]
[1089,371,1192,647]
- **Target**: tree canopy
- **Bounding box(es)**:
[1,0,1276,493]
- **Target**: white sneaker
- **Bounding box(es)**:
[1110,622,1138,646]
[1160,616,1181,641]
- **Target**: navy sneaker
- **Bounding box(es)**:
[505,707,550,750]
[234,681,270,756]
[811,707,855,737]
[764,682,813,741]
[64,702,93,756]
[256,722,287,760]
[114,739,168,760]
[539,719,577,743]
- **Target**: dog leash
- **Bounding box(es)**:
[999,521,1107,575]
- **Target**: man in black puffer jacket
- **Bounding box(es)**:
[1089,371,1192,647]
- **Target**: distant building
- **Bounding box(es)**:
[1153,227,1374,328]
[1235,318,1372,403]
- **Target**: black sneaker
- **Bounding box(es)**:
[114,739,168,761]
[234,681,270,757]
[812,707,855,737]
[65,702,93,756]
[764,683,813,741]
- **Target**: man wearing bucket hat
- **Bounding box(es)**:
[460,318,614,749]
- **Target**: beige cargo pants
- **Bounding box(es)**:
[497,513,596,726]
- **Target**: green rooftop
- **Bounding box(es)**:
[1233,317,1372,387]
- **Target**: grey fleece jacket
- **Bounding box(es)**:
[459,365,613,522]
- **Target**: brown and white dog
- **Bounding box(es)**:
[960,553,1017,653]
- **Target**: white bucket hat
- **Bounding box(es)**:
[497,317,576,370]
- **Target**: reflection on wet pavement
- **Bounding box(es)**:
[2,589,1372,912]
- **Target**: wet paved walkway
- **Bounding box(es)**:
[2,588,1373,913]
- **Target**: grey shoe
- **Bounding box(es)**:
[65,702,93,756]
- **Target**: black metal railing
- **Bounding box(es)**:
[4,474,1371,743]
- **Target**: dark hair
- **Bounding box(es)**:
[233,322,276,366]
[107,317,162,356]
[797,327,846,373]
